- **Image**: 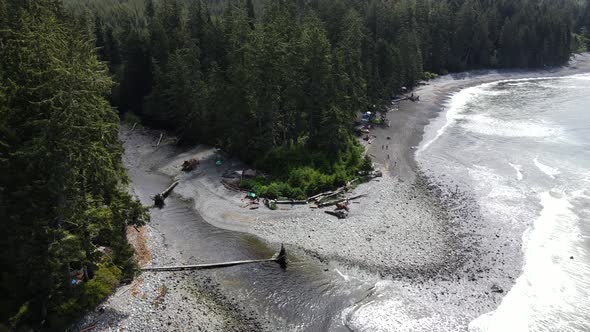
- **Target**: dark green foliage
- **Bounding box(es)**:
[578,0,590,51]
[62,0,582,199]
[0,0,583,329]
[0,0,148,329]
[241,136,363,198]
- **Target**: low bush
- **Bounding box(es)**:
[82,264,122,308]
[422,71,439,80]
[241,135,371,199]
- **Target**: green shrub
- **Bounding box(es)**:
[262,182,281,199]
[239,178,256,191]
[361,155,373,172]
[8,302,30,329]
[239,134,369,199]
[422,71,438,80]
[82,264,122,308]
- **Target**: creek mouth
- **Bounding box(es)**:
[123,129,372,331]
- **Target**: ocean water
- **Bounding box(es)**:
[419,73,590,331]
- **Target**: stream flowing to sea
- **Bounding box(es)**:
[418,73,590,331]
[124,136,377,331]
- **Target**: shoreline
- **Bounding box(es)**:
[368,53,590,182]
[80,53,590,331]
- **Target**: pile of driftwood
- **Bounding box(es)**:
[217,168,382,218]
[304,178,366,219]
[181,159,200,172]
[307,178,359,204]
[321,194,367,219]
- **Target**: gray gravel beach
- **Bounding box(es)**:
[78,53,590,331]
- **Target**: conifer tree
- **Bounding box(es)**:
[0,0,148,329]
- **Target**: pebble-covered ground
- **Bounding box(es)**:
[74,223,263,332]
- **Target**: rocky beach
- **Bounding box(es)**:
[77,53,590,331]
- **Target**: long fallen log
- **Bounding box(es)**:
[317,194,367,208]
[307,178,360,203]
[143,245,287,271]
[307,190,334,202]
[347,194,367,201]
[274,199,307,205]
[308,187,345,203]
[156,132,163,147]
[154,181,179,207]
[319,189,345,202]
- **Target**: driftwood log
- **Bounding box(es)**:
[325,210,348,219]
[154,181,179,207]
[317,194,367,208]
[143,245,287,271]
[156,132,163,147]
[274,199,307,205]
[307,178,360,203]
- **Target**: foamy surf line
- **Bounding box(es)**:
[419,73,589,153]
[509,163,524,181]
[419,83,493,152]
[461,114,560,138]
[534,157,560,179]
[469,189,589,331]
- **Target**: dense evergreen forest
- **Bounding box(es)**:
[0,1,149,330]
[68,0,590,198]
[1,0,590,330]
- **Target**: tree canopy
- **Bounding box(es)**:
[67,0,584,198]
[0,1,148,329]
[0,0,587,329]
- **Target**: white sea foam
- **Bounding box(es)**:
[342,281,453,332]
[335,268,351,281]
[469,190,588,332]
[534,157,560,179]
[505,81,538,87]
[569,73,590,81]
[415,73,590,332]
[468,165,527,222]
[478,89,510,96]
[420,85,488,152]
[509,163,524,181]
[419,76,566,153]
[462,114,559,138]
